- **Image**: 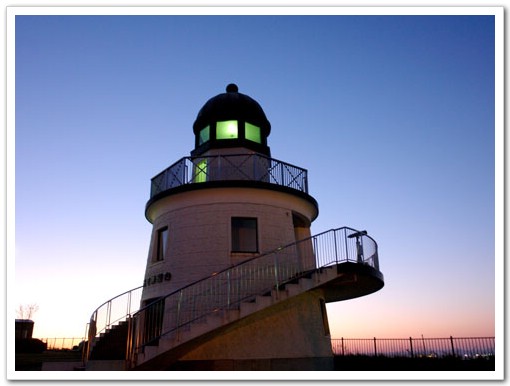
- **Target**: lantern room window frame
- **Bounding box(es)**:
[195,120,264,147]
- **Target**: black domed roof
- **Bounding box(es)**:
[193,84,271,136]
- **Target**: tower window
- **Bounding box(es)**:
[245,122,261,143]
[156,227,168,261]
[216,120,238,139]
[231,217,258,253]
[198,125,210,145]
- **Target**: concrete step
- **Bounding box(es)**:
[139,344,160,363]
[240,300,257,317]
[283,283,301,297]
[254,295,273,308]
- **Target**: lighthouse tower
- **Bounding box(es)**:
[84,84,384,371]
[141,84,317,297]
[141,83,318,305]
[139,83,326,367]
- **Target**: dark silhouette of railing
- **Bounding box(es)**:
[84,286,143,362]
[37,337,85,351]
[331,337,495,359]
[150,153,309,198]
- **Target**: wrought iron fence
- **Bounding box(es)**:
[331,337,495,359]
[150,153,309,198]
[38,337,85,351]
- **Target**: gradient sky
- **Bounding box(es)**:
[11,9,500,342]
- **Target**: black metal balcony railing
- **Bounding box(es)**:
[331,337,495,359]
[150,154,309,198]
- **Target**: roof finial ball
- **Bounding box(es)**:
[226,83,239,93]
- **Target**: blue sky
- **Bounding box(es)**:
[12,10,500,341]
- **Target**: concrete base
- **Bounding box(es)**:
[85,360,126,371]
[41,361,83,371]
[167,356,334,371]
[177,291,333,366]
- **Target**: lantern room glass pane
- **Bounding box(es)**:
[198,125,210,145]
[216,120,238,139]
[245,122,261,143]
[194,159,207,183]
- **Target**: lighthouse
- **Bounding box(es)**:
[85,84,384,371]
[141,84,318,298]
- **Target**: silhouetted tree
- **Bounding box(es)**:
[16,303,39,320]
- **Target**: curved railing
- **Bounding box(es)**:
[126,227,380,366]
[84,285,143,362]
[150,153,309,198]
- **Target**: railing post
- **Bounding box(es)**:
[125,316,132,367]
[344,228,349,261]
[311,236,319,267]
[409,337,414,358]
[450,336,456,357]
[81,323,89,365]
[374,337,377,356]
[334,230,339,265]
[274,253,279,299]
[176,290,183,341]
[227,271,231,309]
[218,155,223,180]
[106,301,111,330]
[341,337,345,356]
[126,291,132,317]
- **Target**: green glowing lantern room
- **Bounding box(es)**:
[191,83,271,157]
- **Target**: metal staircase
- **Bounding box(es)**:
[84,227,384,370]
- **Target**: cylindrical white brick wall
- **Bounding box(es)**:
[141,186,318,304]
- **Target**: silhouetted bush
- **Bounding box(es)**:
[333,355,495,371]
[15,338,47,354]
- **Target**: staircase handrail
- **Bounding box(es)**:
[85,227,379,364]
[133,226,377,317]
[85,285,144,362]
[126,227,379,364]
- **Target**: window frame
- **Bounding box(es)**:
[231,217,259,253]
[198,125,210,145]
[245,122,262,143]
[216,120,239,140]
[155,226,168,262]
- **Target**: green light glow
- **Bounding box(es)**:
[245,122,261,143]
[194,159,207,183]
[198,125,210,145]
[216,120,238,139]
